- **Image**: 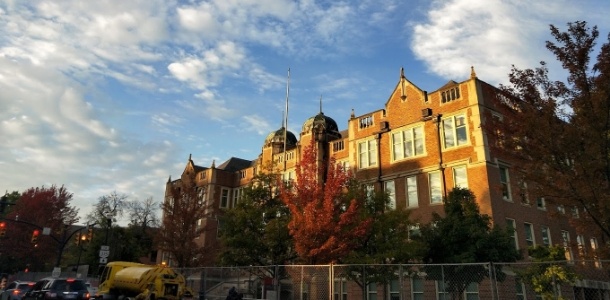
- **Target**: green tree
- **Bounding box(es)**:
[518,246,579,300]
[0,191,19,216]
[218,172,296,281]
[342,189,425,299]
[81,193,159,270]
[419,188,520,299]
[486,21,610,245]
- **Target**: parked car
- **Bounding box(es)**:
[0,281,35,300]
[22,278,89,300]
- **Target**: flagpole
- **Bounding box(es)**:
[283,68,290,172]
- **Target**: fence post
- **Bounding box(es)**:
[275,264,280,300]
[199,269,206,300]
[488,262,498,300]
[329,264,333,300]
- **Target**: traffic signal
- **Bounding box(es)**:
[0,222,6,237]
[87,225,93,241]
[75,232,82,245]
[31,229,40,244]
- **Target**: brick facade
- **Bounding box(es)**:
[161,67,599,267]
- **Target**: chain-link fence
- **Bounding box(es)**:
[175,260,610,300]
[8,261,609,299]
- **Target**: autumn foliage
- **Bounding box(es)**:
[1,185,79,271]
[485,21,610,242]
[280,141,371,264]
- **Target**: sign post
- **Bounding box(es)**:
[99,245,109,264]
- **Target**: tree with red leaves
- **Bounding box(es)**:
[486,21,610,245]
[0,185,79,271]
[280,140,372,264]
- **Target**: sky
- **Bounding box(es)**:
[1,0,609,225]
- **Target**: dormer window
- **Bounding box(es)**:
[441,87,460,103]
[359,115,374,129]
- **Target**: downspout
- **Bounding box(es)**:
[376,123,390,190]
[434,114,448,199]
[376,132,383,187]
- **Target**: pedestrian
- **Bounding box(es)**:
[225,287,242,300]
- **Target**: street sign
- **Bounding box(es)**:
[99,257,108,264]
[99,249,109,258]
[99,245,110,260]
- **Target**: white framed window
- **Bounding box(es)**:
[359,115,374,129]
[408,224,421,240]
[506,219,518,250]
[557,205,565,214]
[465,282,479,300]
[499,166,511,201]
[453,165,468,188]
[436,281,449,300]
[367,282,377,300]
[392,126,425,160]
[541,226,551,246]
[411,277,424,300]
[338,160,350,171]
[524,223,535,247]
[358,139,377,168]
[220,188,230,208]
[577,234,586,260]
[515,279,526,300]
[389,279,400,300]
[429,172,443,204]
[519,181,529,205]
[591,238,602,268]
[406,176,418,208]
[195,219,203,236]
[562,230,574,262]
[441,86,461,103]
[364,184,375,204]
[442,114,468,148]
[333,279,347,300]
[536,197,546,210]
[385,180,396,210]
[571,207,580,218]
[197,187,207,205]
[437,281,478,299]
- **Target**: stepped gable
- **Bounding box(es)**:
[216,157,254,172]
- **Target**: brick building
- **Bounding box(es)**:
[161,67,601,268]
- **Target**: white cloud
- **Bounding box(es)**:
[410,0,595,84]
[243,114,273,135]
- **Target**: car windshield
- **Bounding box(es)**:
[53,280,87,291]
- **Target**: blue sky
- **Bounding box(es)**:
[1,0,608,224]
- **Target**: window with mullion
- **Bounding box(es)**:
[358,140,377,168]
[406,176,418,208]
[429,172,442,204]
[392,126,424,161]
[443,114,468,148]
